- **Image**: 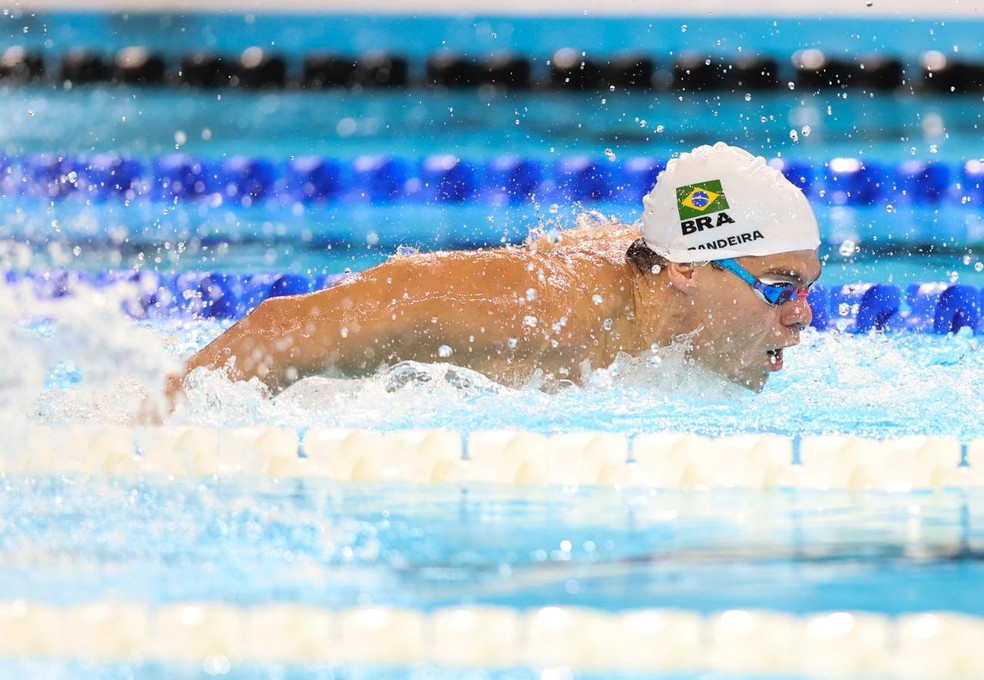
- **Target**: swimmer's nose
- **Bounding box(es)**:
[781,293,813,331]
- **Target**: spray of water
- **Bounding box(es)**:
[0,279,182,426]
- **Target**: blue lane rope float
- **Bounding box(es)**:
[1,153,982,208]
[2,45,984,93]
[5,269,983,333]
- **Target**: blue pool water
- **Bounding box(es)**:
[2,9,984,679]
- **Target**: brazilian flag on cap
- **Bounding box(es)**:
[676,179,729,220]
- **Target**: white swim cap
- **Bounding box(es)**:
[641,142,820,262]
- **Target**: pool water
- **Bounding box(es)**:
[2,8,984,679]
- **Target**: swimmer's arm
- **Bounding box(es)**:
[164,255,525,400]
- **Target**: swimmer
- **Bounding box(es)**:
[164,142,821,405]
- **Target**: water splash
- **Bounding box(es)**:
[0,279,182,425]
[7,279,984,442]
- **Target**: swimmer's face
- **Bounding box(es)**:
[688,250,821,391]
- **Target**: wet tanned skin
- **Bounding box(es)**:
[172,229,645,396]
[166,227,821,401]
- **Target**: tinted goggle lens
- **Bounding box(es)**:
[761,283,810,305]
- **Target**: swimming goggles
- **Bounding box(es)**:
[713,258,811,306]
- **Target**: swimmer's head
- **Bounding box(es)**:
[640,141,820,262]
[630,142,822,391]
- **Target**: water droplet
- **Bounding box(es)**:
[650,264,662,274]
[744,93,752,102]
[949,271,960,282]
[649,354,662,367]
[339,326,349,338]
[602,318,614,331]
[680,24,688,32]
[838,239,857,257]
[525,288,537,301]
[789,130,800,142]
[523,315,538,327]
[592,294,603,305]
[963,255,973,265]
[801,125,812,137]
[885,204,895,213]
[174,130,187,146]
[26,109,34,117]
[507,338,518,349]
[929,144,939,154]
[975,262,983,272]
[655,124,665,133]
[787,81,796,90]
[604,148,617,162]
[437,344,453,358]
[838,303,851,317]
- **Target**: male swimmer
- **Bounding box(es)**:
[164,142,821,404]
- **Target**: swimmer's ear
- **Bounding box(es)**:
[665,262,698,295]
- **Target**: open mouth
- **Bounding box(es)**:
[766,348,784,371]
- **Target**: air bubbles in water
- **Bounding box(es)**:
[949,271,960,283]
[604,148,617,162]
[789,130,800,142]
[838,240,857,257]
[523,315,538,328]
[744,93,752,102]
[506,338,518,349]
[801,125,812,137]
[592,294,603,305]
[602,318,614,331]
[976,262,984,272]
[650,264,662,274]
[525,288,537,301]
[437,345,453,358]
[885,204,895,213]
